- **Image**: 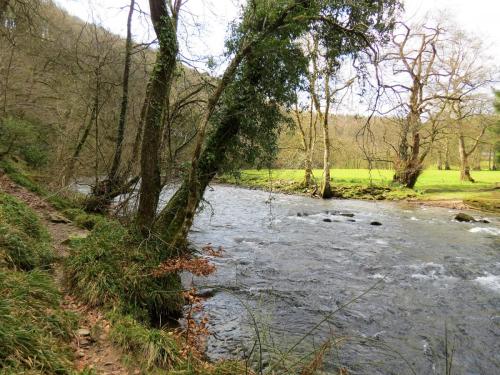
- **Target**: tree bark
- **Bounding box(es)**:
[393,129,422,189]
[458,135,474,182]
[136,0,179,232]
[108,0,135,185]
[321,115,332,198]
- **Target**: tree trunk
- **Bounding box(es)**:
[437,150,442,170]
[87,0,136,212]
[393,131,422,189]
[136,0,179,232]
[444,140,451,170]
[458,135,474,182]
[321,119,332,198]
[154,111,240,245]
[304,156,312,187]
[108,0,135,185]
[472,145,481,171]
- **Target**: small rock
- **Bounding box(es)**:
[79,338,91,347]
[479,219,490,224]
[77,350,85,358]
[195,288,216,298]
[296,212,302,217]
[77,328,91,337]
[454,213,475,222]
[323,218,332,223]
[347,219,356,222]
[370,221,382,226]
[340,213,355,217]
[49,213,72,224]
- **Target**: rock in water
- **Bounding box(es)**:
[323,218,332,223]
[370,221,382,226]
[454,213,475,222]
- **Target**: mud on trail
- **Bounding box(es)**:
[0,173,136,374]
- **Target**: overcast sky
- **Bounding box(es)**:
[54,0,500,65]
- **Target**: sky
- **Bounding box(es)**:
[54,0,500,66]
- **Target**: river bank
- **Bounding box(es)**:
[217,168,500,213]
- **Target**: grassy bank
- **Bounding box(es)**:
[0,192,77,373]
[0,162,250,374]
[219,169,500,212]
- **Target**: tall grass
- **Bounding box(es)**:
[0,193,75,374]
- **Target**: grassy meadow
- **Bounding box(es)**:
[219,168,500,212]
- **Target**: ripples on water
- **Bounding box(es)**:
[162,186,500,375]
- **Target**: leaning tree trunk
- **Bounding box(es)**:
[458,135,474,182]
[154,112,240,245]
[136,0,179,232]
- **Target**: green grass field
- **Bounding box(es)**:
[219,168,500,212]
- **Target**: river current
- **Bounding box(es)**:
[159,185,500,375]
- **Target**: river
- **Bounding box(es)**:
[160,185,500,375]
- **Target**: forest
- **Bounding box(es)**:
[0,0,499,374]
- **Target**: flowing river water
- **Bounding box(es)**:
[157,185,500,375]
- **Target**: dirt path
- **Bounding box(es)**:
[0,174,135,374]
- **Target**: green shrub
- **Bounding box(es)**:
[64,218,184,324]
[20,144,49,168]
